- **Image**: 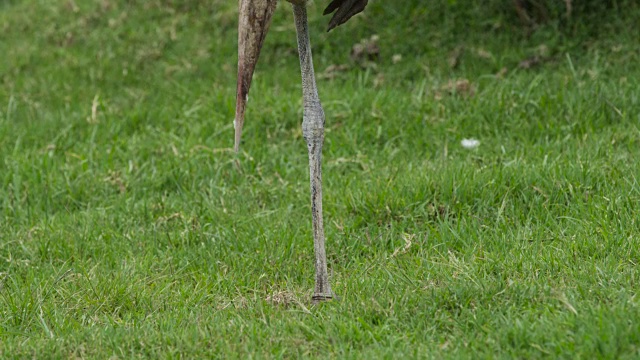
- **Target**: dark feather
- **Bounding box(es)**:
[324,0,368,32]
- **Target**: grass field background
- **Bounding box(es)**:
[2,0,640,357]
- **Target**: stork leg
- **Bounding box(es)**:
[292,3,333,302]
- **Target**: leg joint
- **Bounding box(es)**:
[302,107,325,142]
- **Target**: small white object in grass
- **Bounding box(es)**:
[461,138,480,149]
[233,119,237,130]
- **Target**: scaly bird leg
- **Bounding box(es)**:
[292,3,333,302]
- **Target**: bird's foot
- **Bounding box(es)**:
[312,293,339,304]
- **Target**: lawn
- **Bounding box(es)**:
[1,0,640,358]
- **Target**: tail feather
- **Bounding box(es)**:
[235,0,278,152]
[324,0,368,32]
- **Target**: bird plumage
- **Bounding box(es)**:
[234,0,278,152]
[234,0,369,152]
[323,0,369,32]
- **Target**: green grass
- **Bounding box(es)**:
[2,0,640,357]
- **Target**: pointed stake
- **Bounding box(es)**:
[292,3,333,302]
